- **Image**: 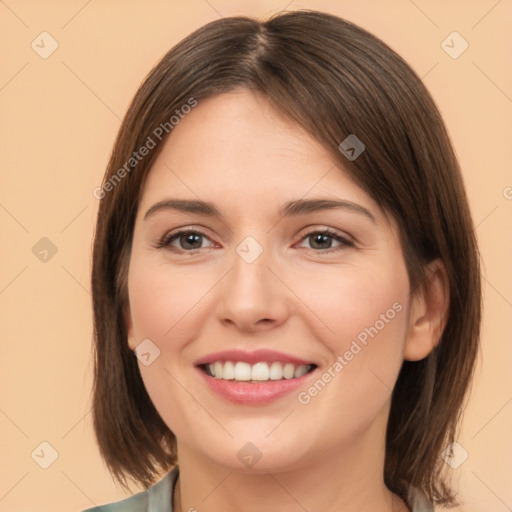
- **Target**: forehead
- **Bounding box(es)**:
[139,89,381,219]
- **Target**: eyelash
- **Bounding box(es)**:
[155,228,354,253]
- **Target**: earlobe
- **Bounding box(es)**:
[404,259,450,361]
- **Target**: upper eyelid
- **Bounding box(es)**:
[297,226,353,240]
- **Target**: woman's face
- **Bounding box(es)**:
[126,88,414,472]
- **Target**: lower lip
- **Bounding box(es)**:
[195,366,316,404]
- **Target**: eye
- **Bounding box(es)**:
[155,228,352,252]
[297,230,353,251]
[157,229,215,251]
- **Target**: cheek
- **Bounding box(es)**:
[293,259,411,402]
[284,266,410,451]
[127,257,213,343]
[126,256,218,424]
[127,258,209,435]
[294,260,409,343]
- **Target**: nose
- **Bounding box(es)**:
[215,246,290,333]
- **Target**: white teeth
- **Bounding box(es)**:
[234,361,251,381]
[251,362,270,380]
[206,361,313,381]
[294,364,309,378]
[223,361,235,380]
[214,362,223,380]
[283,363,295,379]
[269,361,283,380]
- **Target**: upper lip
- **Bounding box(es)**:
[194,349,316,366]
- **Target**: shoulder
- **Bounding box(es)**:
[82,467,179,512]
[408,486,434,512]
[82,491,147,512]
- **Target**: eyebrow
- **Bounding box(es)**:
[143,198,376,223]
[280,199,376,223]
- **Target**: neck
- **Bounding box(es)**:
[172,409,410,512]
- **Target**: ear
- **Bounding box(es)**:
[404,258,450,361]
[123,302,137,351]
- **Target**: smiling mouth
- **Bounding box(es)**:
[199,361,317,382]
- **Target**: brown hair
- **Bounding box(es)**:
[90,9,481,507]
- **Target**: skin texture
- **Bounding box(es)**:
[125,89,448,512]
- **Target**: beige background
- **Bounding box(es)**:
[0,0,511,510]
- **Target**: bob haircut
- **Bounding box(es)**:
[91,9,481,507]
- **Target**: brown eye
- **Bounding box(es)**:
[298,230,353,251]
[309,233,334,249]
[159,230,214,251]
